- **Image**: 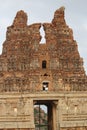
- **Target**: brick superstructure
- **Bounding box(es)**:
[0,7,87,130]
[0,7,87,93]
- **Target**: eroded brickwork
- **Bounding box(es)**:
[0,7,86,93]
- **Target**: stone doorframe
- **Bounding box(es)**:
[33,100,58,130]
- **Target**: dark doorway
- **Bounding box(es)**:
[34,100,57,130]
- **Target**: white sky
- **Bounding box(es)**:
[0,0,87,74]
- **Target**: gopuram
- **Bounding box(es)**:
[0,6,87,130]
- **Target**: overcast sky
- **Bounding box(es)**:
[0,0,87,74]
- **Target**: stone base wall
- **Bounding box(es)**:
[61,127,87,130]
[0,128,35,130]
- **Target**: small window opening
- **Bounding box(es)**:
[40,25,46,44]
[42,60,47,69]
[43,82,49,91]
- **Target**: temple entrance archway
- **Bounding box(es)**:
[34,100,58,130]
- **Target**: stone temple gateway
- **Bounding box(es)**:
[0,6,87,130]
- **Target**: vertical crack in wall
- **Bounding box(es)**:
[40,24,46,44]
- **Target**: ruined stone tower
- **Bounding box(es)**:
[0,7,87,130]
